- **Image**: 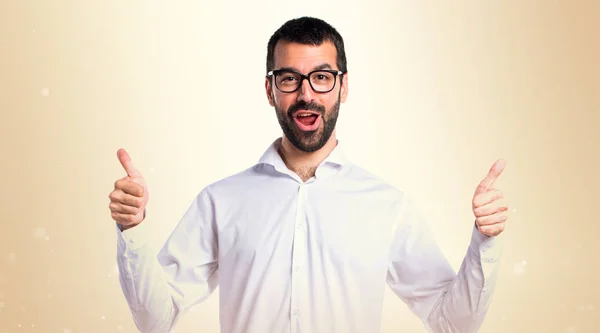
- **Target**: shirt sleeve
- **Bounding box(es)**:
[116,189,219,333]
[386,195,504,333]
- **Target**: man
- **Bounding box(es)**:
[109,17,509,333]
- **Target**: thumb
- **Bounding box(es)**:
[476,158,506,194]
[117,148,142,178]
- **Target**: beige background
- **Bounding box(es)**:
[1,0,599,332]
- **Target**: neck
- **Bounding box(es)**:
[278,131,338,182]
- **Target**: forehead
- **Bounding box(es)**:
[273,40,338,72]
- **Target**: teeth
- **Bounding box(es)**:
[297,113,314,117]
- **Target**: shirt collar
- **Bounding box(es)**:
[258,137,351,180]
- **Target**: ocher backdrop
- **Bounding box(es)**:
[1,1,598,332]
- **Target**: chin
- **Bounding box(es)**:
[291,133,332,153]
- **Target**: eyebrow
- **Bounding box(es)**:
[277,63,334,73]
[312,63,333,71]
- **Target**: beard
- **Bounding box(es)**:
[275,95,340,153]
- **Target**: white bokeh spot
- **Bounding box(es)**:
[41,88,50,96]
[109,263,120,278]
[34,228,46,239]
[513,260,527,275]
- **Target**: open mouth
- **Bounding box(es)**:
[293,111,321,131]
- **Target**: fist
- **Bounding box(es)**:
[108,149,149,230]
[472,159,509,237]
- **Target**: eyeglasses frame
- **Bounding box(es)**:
[266,68,345,93]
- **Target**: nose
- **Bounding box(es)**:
[297,77,316,103]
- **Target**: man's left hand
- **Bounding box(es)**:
[472,159,509,237]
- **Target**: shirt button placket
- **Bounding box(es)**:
[290,183,307,332]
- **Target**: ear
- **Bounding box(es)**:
[340,72,349,103]
[265,76,275,107]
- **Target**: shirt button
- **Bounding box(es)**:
[294,265,301,273]
[293,309,300,316]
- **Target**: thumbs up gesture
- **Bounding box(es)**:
[108,149,149,230]
[472,159,509,237]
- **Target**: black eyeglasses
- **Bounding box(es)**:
[267,69,345,93]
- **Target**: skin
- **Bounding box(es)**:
[109,149,148,231]
[472,159,509,236]
[265,40,348,182]
[109,40,509,237]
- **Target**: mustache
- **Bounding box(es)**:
[287,101,326,117]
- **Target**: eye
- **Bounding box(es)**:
[312,72,333,82]
[278,74,300,85]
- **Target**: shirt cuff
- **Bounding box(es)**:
[116,220,152,253]
[470,221,504,255]
[469,221,504,285]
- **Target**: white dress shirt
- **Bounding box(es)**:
[115,138,503,333]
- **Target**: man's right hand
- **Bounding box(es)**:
[109,148,149,230]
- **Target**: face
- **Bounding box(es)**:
[265,40,348,152]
